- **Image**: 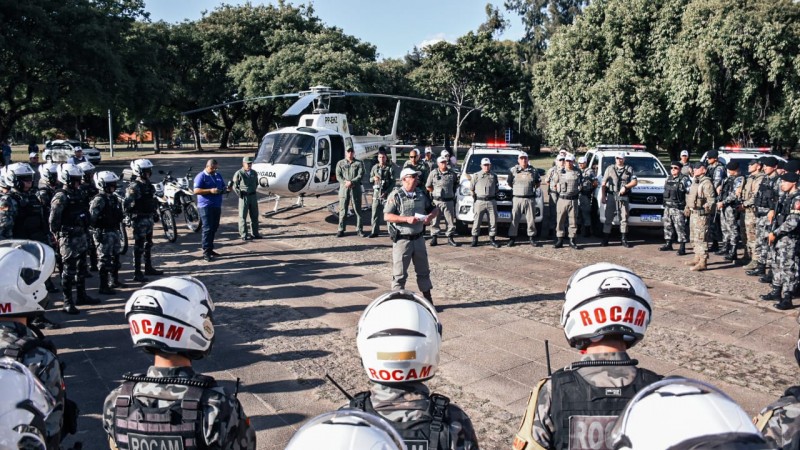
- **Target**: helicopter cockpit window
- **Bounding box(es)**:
[254,133,316,168]
[317,139,330,166]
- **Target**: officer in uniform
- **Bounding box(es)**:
[747,157,781,278]
[705,150,727,252]
[684,162,717,272]
[231,156,262,241]
[715,161,745,262]
[404,148,430,190]
[50,164,98,313]
[422,147,437,174]
[29,152,41,188]
[37,163,62,298]
[0,243,78,447]
[507,152,541,248]
[90,171,126,295]
[660,161,690,255]
[335,147,365,237]
[577,156,595,238]
[370,148,395,238]
[348,290,479,449]
[123,159,163,282]
[760,172,800,310]
[679,150,693,177]
[103,276,256,450]
[601,154,638,248]
[426,155,460,247]
[513,262,662,450]
[554,154,581,249]
[0,359,56,450]
[545,153,566,238]
[742,158,765,269]
[470,158,500,248]
[385,168,438,302]
[79,161,99,274]
[756,330,800,448]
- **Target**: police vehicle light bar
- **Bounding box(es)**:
[596,145,646,151]
[474,142,522,149]
[718,146,771,153]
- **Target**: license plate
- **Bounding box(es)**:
[498,212,511,219]
[641,214,661,223]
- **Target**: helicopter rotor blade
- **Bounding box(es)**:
[343,92,476,110]
[181,93,299,116]
[282,93,320,117]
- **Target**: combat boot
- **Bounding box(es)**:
[746,263,765,276]
[489,236,500,248]
[132,253,148,282]
[759,270,773,284]
[422,290,433,304]
[760,285,782,301]
[530,237,541,248]
[659,240,673,251]
[470,236,478,247]
[677,243,687,256]
[447,236,460,247]
[111,268,127,288]
[429,235,438,246]
[97,271,116,295]
[143,249,164,276]
[709,241,719,253]
[601,233,610,247]
[582,226,591,238]
[76,283,100,305]
[690,258,708,271]
[725,248,738,263]
[569,238,580,250]
[775,293,794,311]
[506,237,516,248]
[554,238,564,248]
[621,234,632,248]
[715,243,729,256]
[62,287,79,315]
[684,255,699,266]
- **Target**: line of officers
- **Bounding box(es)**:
[0,158,164,320]
[659,150,800,310]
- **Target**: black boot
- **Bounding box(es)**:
[506,237,516,248]
[725,248,738,263]
[715,243,729,256]
[30,315,60,330]
[709,241,719,252]
[489,236,500,248]
[746,263,766,276]
[621,234,632,248]
[470,236,478,247]
[601,233,610,247]
[143,249,164,276]
[759,270,773,284]
[659,240,673,251]
[569,238,580,250]
[530,237,541,248]
[132,253,148,282]
[422,290,433,304]
[76,283,100,305]
[677,243,687,256]
[775,293,794,310]
[62,286,79,315]
[368,229,378,238]
[111,268,127,288]
[447,236,460,247]
[760,285,782,301]
[554,238,564,249]
[98,271,116,295]
[582,226,591,238]
[430,235,438,246]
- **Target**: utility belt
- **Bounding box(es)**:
[58,226,85,236]
[131,213,153,219]
[514,194,536,199]
[476,196,496,201]
[433,196,454,201]
[560,194,579,200]
[396,232,424,241]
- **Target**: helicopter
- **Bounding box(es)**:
[183,86,455,215]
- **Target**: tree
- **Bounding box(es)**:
[504,0,589,59]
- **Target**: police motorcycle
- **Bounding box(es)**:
[155,167,201,234]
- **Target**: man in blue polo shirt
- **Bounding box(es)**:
[193,159,230,261]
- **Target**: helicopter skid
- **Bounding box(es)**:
[260,195,304,217]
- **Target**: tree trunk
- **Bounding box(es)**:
[154,129,161,154]
[190,117,203,151]
[219,127,231,149]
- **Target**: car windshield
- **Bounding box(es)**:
[465,154,520,175]
[601,156,666,178]
[80,143,94,150]
[254,133,316,167]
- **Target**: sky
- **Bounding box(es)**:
[144,0,525,59]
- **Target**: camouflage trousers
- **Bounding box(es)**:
[720,207,740,248]
[663,207,687,243]
[132,216,154,259]
[773,237,799,294]
[578,194,592,227]
[756,215,771,265]
[57,228,88,288]
[430,199,456,237]
[744,210,757,259]
[690,212,710,260]
[92,228,122,272]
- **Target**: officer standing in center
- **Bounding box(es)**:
[601,154,638,248]
[705,150,727,252]
[89,171,126,295]
[231,156,262,241]
[426,155,460,247]
[336,147,365,237]
[124,159,164,281]
[545,152,566,239]
[554,154,581,249]
[660,161,690,255]
[470,158,500,248]
[716,161,745,262]
[741,158,765,269]
[369,148,394,238]
[577,156,596,238]
[507,152,541,248]
[684,162,717,272]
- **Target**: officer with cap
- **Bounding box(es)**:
[426,155,460,247]
[554,154,582,249]
[78,161,100,275]
[286,410,405,450]
[577,156,596,238]
[747,156,781,278]
[661,161,690,255]
[679,150,693,177]
[600,154,638,247]
[761,172,800,309]
[507,152,541,247]
[347,290,479,449]
[422,146,437,174]
[741,158,766,269]
[66,147,87,165]
[544,153,566,239]
[369,147,395,238]
[684,162,717,271]
[231,156,262,241]
[706,149,727,252]
[513,262,662,450]
[470,157,500,248]
[755,326,800,447]
[404,148,430,191]
[384,168,438,303]
[441,149,457,169]
[716,160,745,262]
[336,147,365,237]
[28,152,41,187]
[103,276,256,450]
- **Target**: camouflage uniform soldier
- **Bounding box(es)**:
[123,159,163,282]
[369,149,395,238]
[684,162,717,272]
[50,164,98,314]
[513,263,661,450]
[760,172,800,310]
[716,161,745,262]
[545,153,566,238]
[661,161,690,255]
[741,159,765,268]
[601,154,638,248]
[577,156,596,238]
[507,152,542,248]
[705,150,727,251]
[403,148,430,192]
[231,156,262,241]
[426,155,460,247]
[554,154,582,249]
[747,157,781,278]
[103,276,256,450]
[90,171,125,296]
[336,147,365,237]
[470,158,500,248]
[79,161,99,274]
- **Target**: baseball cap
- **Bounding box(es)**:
[28,152,38,159]
[424,148,432,154]
[680,150,689,157]
[436,156,447,163]
[725,161,739,170]
[556,155,565,161]
[400,168,418,179]
[578,156,587,164]
[707,150,719,158]
[565,154,575,162]
[670,161,682,168]
[409,148,419,156]
[441,150,450,157]
[781,172,799,183]
[346,147,354,153]
[243,156,254,163]
[481,157,491,166]
[748,158,761,166]
[692,161,707,170]
[761,156,778,167]
[518,152,529,159]
[615,154,625,159]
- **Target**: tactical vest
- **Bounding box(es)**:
[59,189,89,228]
[709,162,727,188]
[130,181,157,215]
[350,391,451,450]
[472,172,497,198]
[390,188,428,236]
[663,176,686,209]
[372,165,394,197]
[430,169,457,200]
[606,166,634,197]
[755,175,779,210]
[0,323,58,361]
[10,191,47,239]
[94,194,124,230]
[776,192,800,229]
[112,374,216,450]
[558,170,581,199]
[550,366,662,450]
[511,166,538,197]
[580,169,595,195]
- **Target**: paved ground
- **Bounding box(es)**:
[46,153,798,450]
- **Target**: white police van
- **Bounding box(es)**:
[584,145,667,230]
[455,143,544,234]
[700,147,786,166]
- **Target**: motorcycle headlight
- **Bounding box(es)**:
[180,179,189,190]
[288,171,310,193]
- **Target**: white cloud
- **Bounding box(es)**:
[418,33,450,49]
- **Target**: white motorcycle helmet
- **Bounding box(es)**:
[609,377,768,450]
[57,163,83,186]
[0,359,54,450]
[285,410,404,450]
[77,161,96,182]
[94,170,120,191]
[4,163,36,190]
[0,246,50,316]
[357,290,441,384]
[130,159,154,178]
[39,162,59,185]
[562,262,652,350]
[0,240,56,312]
[125,276,215,360]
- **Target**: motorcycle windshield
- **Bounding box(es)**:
[255,133,315,168]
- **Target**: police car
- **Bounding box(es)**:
[584,145,667,229]
[700,147,786,166]
[455,143,544,234]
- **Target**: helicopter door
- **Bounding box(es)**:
[328,135,345,184]
[311,137,332,188]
